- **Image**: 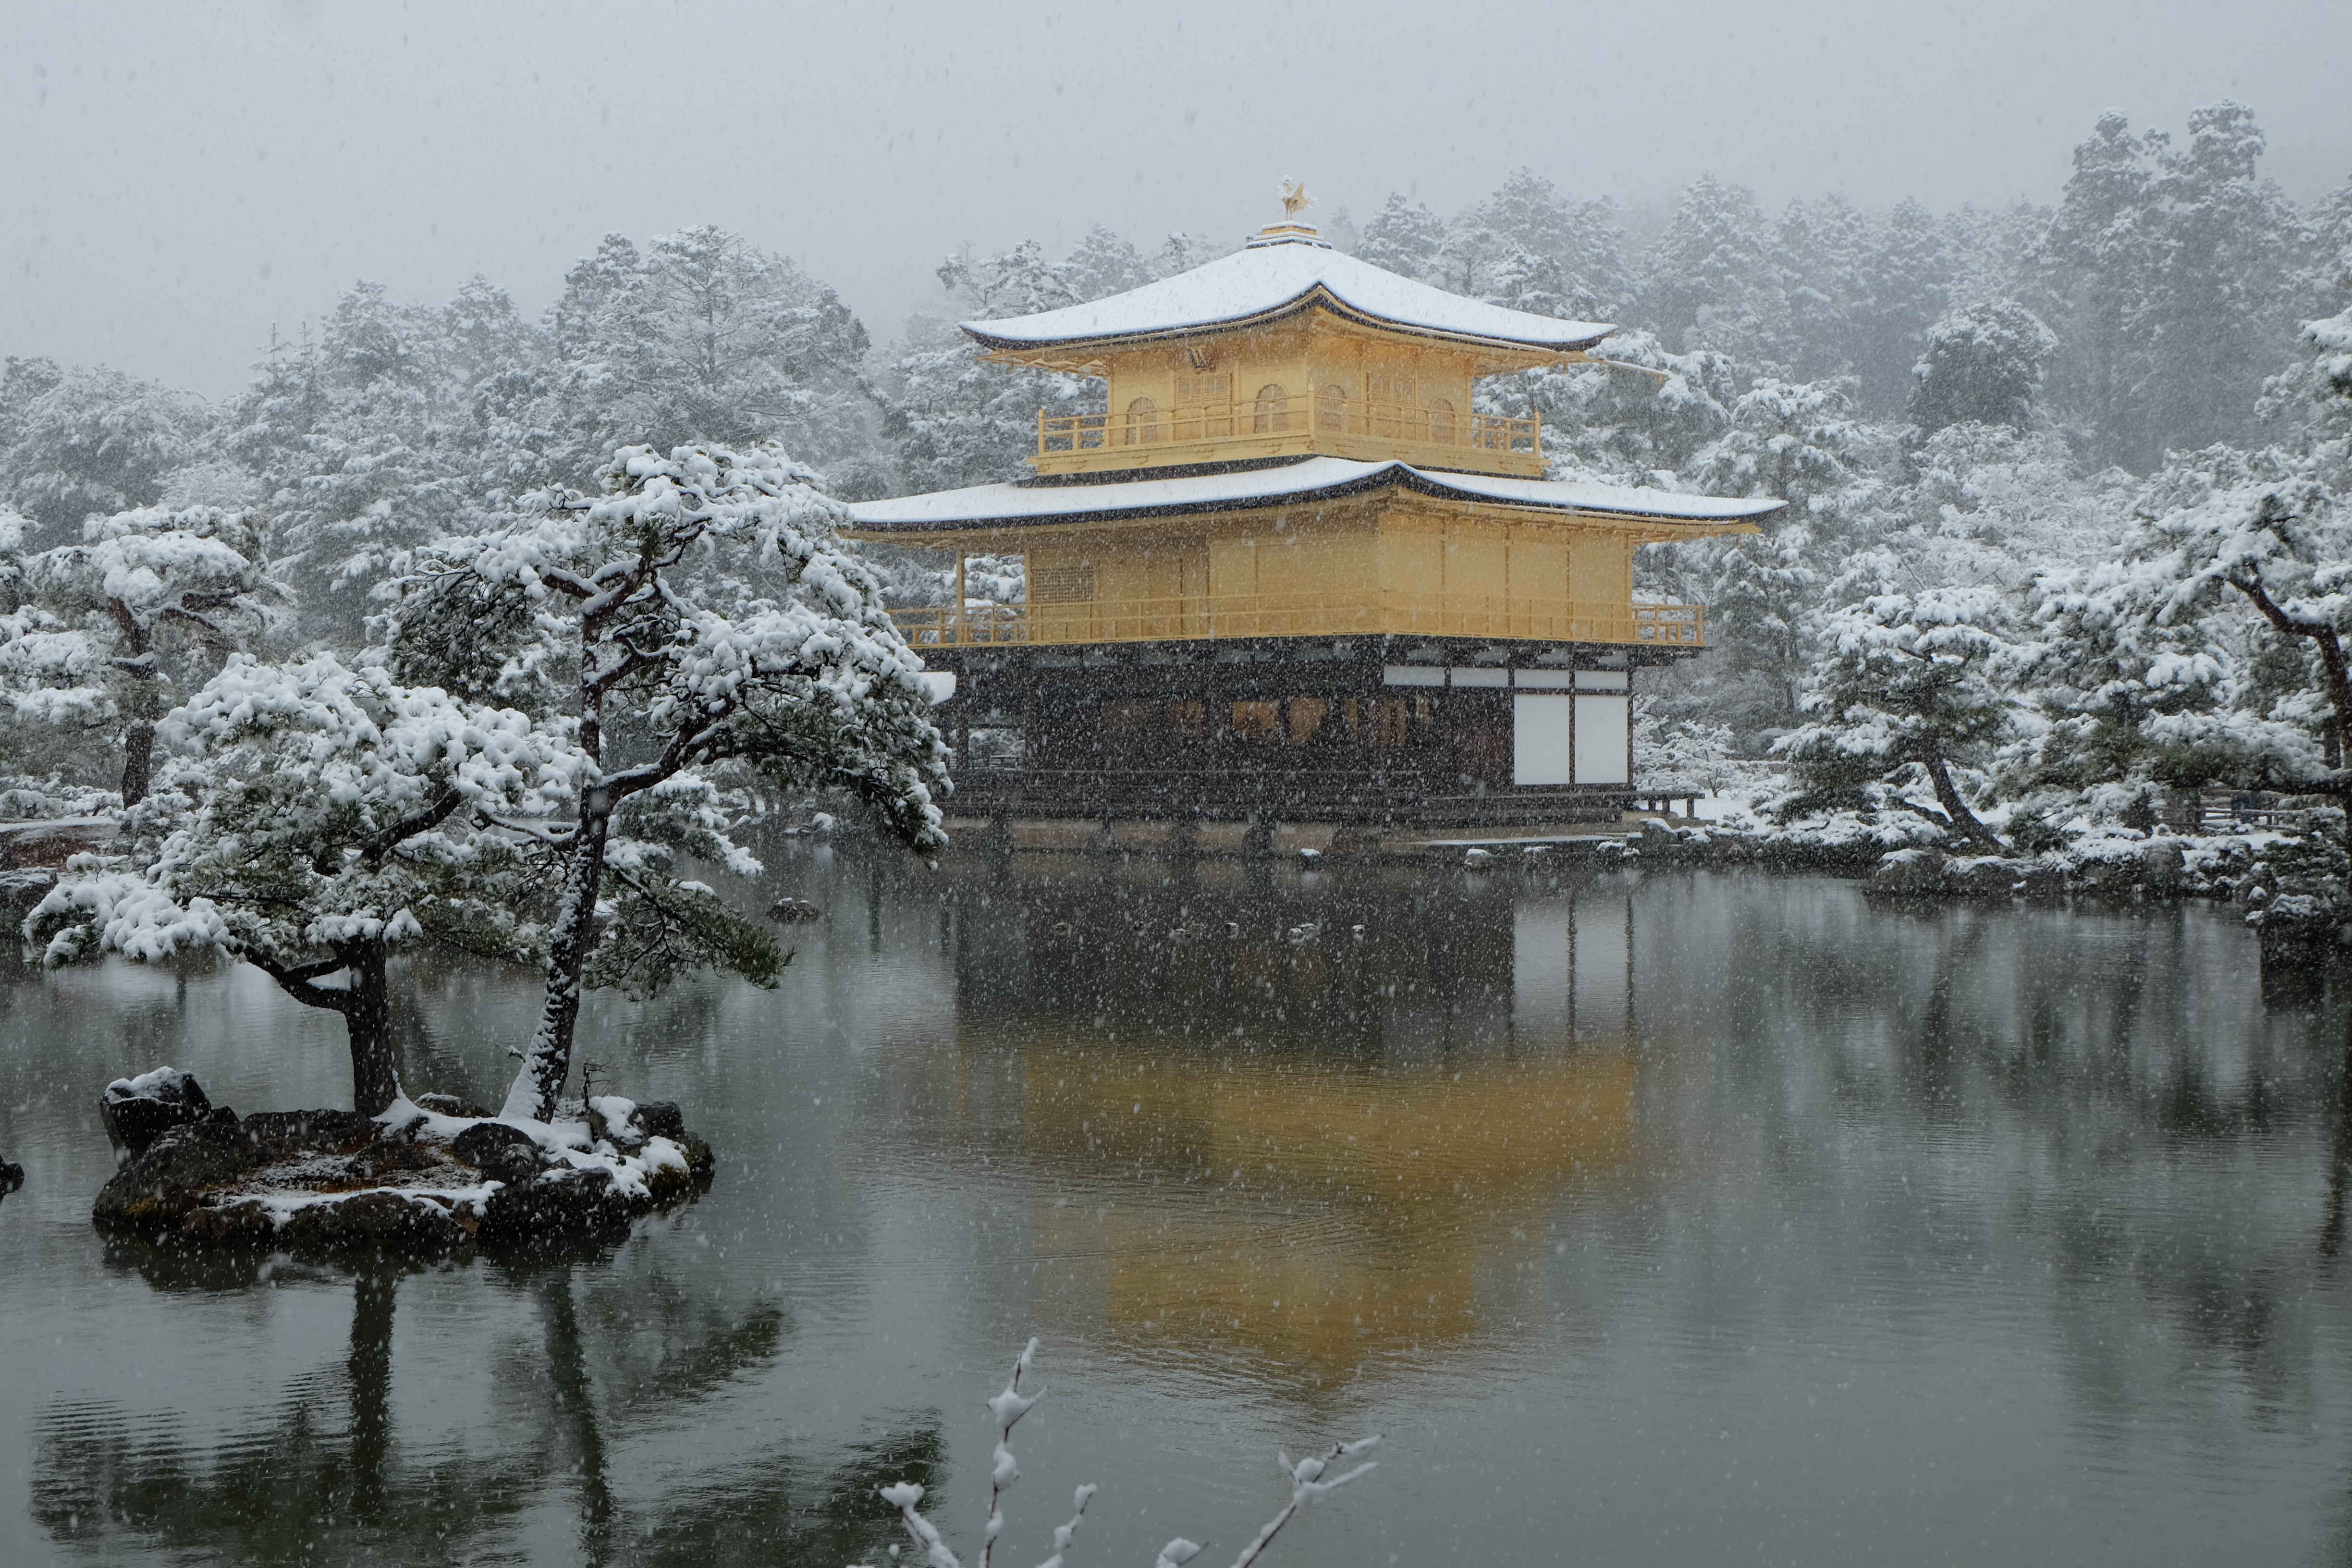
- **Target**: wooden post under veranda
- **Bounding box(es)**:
[954,553,968,643]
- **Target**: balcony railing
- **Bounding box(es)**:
[1633,603,1702,646]
[1037,399,1540,467]
[891,595,1703,649]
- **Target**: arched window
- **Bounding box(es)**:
[1316,383,1346,432]
[1427,397,1458,446]
[1124,396,1161,446]
[1253,383,1291,434]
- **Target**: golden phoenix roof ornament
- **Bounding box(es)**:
[1279,179,1315,221]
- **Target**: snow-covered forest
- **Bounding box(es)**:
[5,100,2352,918]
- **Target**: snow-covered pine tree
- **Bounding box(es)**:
[1849,199,1958,417]
[2117,447,2348,779]
[1773,194,1870,391]
[885,228,1190,504]
[229,280,535,642]
[886,236,1105,498]
[536,229,874,491]
[1471,169,1628,319]
[2141,103,2308,459]
[1356,194,1447,281]
[0,504,288,804]
[382,441,951,1122]
[0,357,214,542]
[2028,110,2164,470]
[1639,174,1791,368]
[1777,581,2020,847]
[1909,301,2060,434]
[27,653,579,1115]
[1677,379,1895,739]
[1507,329,1738,487]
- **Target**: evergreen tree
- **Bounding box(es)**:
[0,504,288,804]
[1640,175,1789,367]
[1850,199,1958,416]
[382,441,950,1120]
[1909,301,2059,433]
[2141,103,2306,458]
[229,282,513,639]
[1778,582,2019,847]
[886,236,1116,498]
[2029,110,2164,470]
[1356,194,1447,280]
[1773,195,1869,388]
[537,229,874,489]
[29,654,579,1115]
[0,358,213,541]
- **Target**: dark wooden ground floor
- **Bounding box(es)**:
[927,634,1690,826]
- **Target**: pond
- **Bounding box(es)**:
[4,849,2352,1566]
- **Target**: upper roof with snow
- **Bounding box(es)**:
[961,229,1614,357]
[844,457,1779,535]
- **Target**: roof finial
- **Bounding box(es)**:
[1279,179,1315,222]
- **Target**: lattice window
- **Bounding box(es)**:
[1252,383,1290,434]
[1029,562,1095,603]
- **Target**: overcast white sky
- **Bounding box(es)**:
[5,0,2348,398]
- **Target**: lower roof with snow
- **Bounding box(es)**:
[962,237,1613,358]
[844,458,1781,535]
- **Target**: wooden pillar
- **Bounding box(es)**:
[954,553,968,645]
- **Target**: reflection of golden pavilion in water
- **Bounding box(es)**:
[1022,1042,1632,1386]
[936,890,1643,1390]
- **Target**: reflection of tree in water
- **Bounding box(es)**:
[36,1259,540,1565]
[1654,883,2352,1439]
[35,1246,937,1567]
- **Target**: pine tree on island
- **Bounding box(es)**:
[29,655,578,1115]
[31,441,950,1129]
[382,441,951,1122]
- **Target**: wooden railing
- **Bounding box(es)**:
[890,595,1703,648]
[1038,400,1540,462]
[1634,604,1702,646]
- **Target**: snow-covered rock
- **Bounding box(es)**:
[1866,848,1948,896]
[101,1066,220,1160]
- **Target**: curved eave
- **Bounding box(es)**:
[962,285,1612,367]
[845,464,1781,539]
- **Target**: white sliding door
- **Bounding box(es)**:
[1512,694,1574,786]
[1572,694,1630,784]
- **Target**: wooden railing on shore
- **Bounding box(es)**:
[1039,400,1539,462]
[890,595,1704,649]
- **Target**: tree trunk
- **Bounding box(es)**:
[120,720,156,808]
[1918,741,2001,850]
[337,939,401,1117]
[110,596,160,809]
[254,937,400,1116]
[2232,576,2352,799]
[505,788,612,1122]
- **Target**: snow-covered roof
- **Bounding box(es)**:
[962,236,1612,355]
[845,458,1780,533]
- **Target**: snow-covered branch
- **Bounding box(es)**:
[857,1342,1377,1568]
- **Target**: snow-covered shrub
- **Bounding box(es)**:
[1632,695,1754,796]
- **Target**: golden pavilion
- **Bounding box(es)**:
[845,212,1778,826]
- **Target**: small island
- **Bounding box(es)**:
[93,1066,712,1254]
